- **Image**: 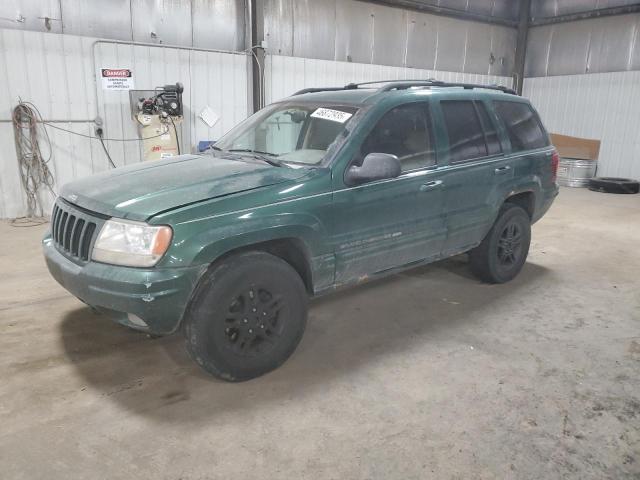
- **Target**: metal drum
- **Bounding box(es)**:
[557,157,597,187]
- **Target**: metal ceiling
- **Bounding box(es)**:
[360,0,520,26]
[363,0,640,26]
[531,0,640,22]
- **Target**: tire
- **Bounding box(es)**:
[184,251,308,381]
[469,203,531,284]
[588,177,639,194]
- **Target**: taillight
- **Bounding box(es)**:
[551,150,560,183]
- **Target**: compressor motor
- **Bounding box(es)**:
[139,82,184,117]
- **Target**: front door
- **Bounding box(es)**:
[331,101,447,285]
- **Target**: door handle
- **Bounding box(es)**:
[419,180,443,192]
[494,165,511,175]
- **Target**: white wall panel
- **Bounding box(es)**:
[265,54,513,104]
[526,13,640,77]
[264,0,516,76]
[523,71,640,179]
[0,0,246,51]
[0,28,250,219]
[61,0,132,40]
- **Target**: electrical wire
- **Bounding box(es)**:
[98,135,117,169]
[42,121,170,141]
[8,217,49,227]
[169,116,181,155]
[42,115,170,171]
[10,99,175,225]
[243,45,265,109]
[11,101,56,223]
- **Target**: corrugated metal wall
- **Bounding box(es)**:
[0,0,247,51]
[523,7,640,180]
[3,0,637,218]
[0,28,250,219]
[525,13,640,77]
[265,54,513,103]
[263,0,517,76]
[523,71,640,179]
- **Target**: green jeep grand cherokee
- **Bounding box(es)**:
[43,80,559,381]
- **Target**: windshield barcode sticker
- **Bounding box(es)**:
[311,108,353,123]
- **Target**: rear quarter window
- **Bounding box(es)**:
[493,101,549,152]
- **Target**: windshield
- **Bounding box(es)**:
[214,103,359,165]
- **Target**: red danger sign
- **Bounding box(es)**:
[102,69,132,78]
[101,67,134,90]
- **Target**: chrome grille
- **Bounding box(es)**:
[51,201,98,261]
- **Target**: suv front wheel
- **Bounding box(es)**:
[184,251,308,381]
[469,203,531,284]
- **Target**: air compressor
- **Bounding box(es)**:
[131,82,184,161]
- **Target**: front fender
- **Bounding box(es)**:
[191,216,325,265]
[167,211,333,294]
[151,168,333,265]
[152,168,336,292]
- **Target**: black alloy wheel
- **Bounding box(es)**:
[497,221,524,268]
[222,285,285,357]
[469,203,531,284]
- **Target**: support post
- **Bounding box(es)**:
[249,0,265,113]
[513,0,531,95]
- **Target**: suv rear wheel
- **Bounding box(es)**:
[469,203,531,284]
[184,251,308,381]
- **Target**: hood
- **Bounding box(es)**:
[60,154,310,221]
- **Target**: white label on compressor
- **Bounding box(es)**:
[311,108,352,123]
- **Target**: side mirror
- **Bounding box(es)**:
[345,153,401,186]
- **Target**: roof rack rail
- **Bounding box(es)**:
[292,85,358,96]
[378,80,517,95]
[292,79,517,96]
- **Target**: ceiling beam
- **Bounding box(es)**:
[358,0,519,28]
[530,4,640,26]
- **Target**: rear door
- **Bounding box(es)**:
[331,101,447,284]
[436,98,513,255]
[492,100,554,201]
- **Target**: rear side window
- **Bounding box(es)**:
[493,101,549,152]
[476,102,502,155]
[441,100,488,163]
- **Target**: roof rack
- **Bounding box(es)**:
[378,80,517,95]
[291,85,358,95]
[292,79,517,96]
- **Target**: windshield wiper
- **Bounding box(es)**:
[208,144,222,151]
[228,149,282,167]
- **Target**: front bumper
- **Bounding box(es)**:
[43,234,206,335]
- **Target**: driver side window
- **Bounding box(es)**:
[359,102,435,171]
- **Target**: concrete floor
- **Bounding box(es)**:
[1,187,639,479]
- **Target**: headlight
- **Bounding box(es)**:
[92,219,173,267]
